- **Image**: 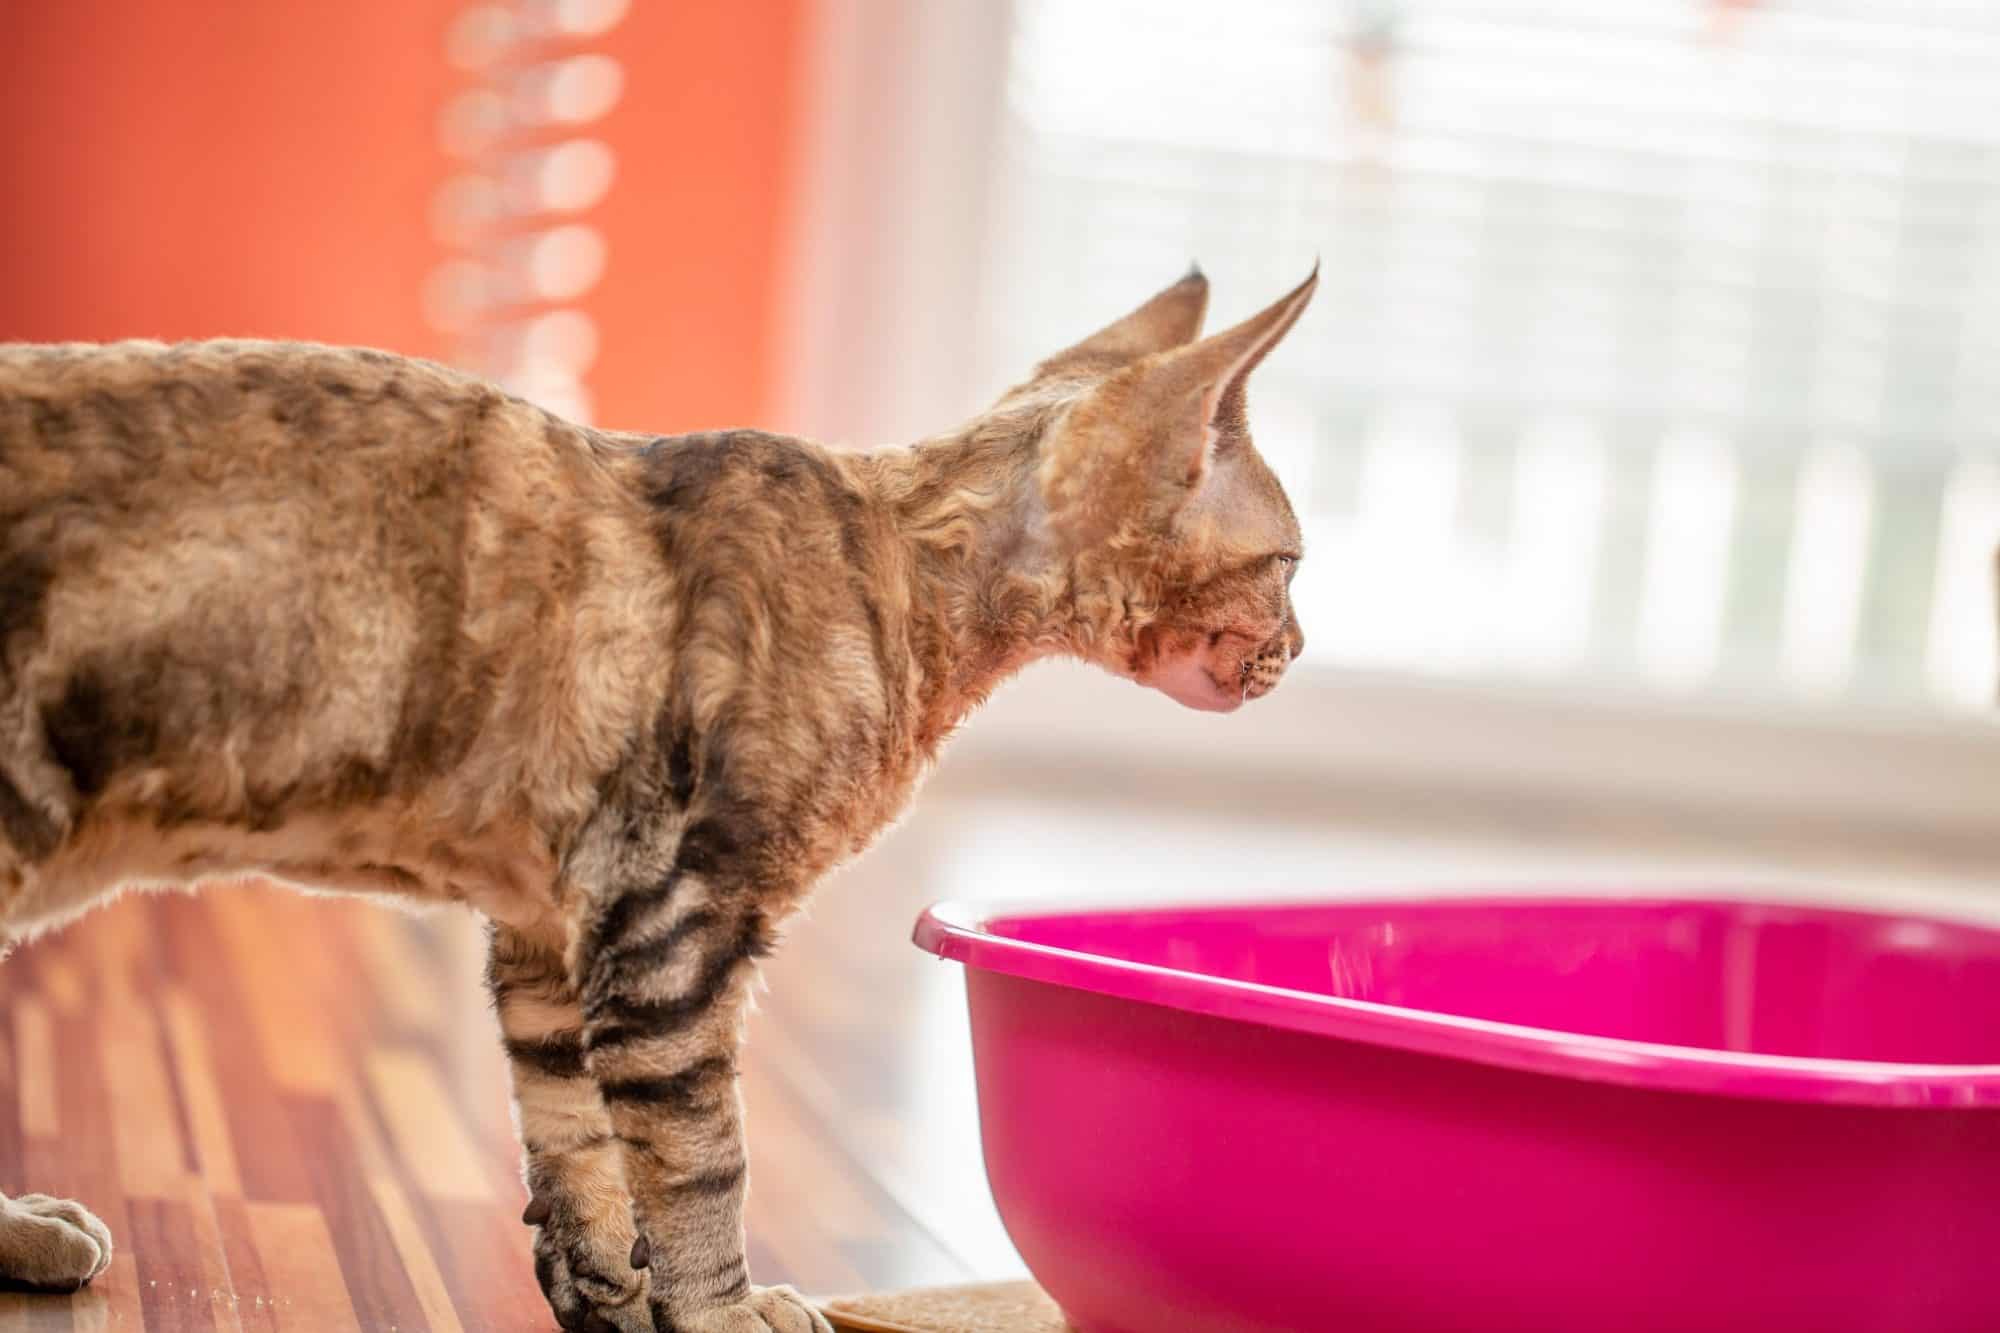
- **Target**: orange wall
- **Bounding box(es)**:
[0,1,460,359]
[0,1,807,432]
[589,2,807,432]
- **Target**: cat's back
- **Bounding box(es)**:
[0,336,484,395]
[0,337,586,726]
[0,339,650,888]
[0,337,558,594]
[0,338,501,488]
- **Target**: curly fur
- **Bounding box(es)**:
[0,267,1314,1327]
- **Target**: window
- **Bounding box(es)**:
[978,0,2000,713]
[430,0,627,424]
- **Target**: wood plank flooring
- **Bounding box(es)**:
[0,864,981,1331]
[2,770,1992,1331]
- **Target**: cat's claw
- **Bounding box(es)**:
[664,1285,832,1333]
[528,1200,654,1332]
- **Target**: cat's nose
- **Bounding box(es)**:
[1285,619,1305,662]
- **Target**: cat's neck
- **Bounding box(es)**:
[846,410,1083,750]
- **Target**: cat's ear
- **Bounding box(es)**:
[1161,262,1317,489]
[1041,265,1317,548]
[1033,267,1211,376]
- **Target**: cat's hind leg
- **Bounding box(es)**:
[0,818,111,1292]
[0,1192,113,1292]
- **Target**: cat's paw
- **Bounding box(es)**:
[524,1193,653,1332]
[663,1285,832,1333]
[0,1193,115,1291]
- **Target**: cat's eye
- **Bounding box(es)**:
[1275,554,1299,578]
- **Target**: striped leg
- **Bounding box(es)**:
[580,862,828,1333]
[489,924,653,1332]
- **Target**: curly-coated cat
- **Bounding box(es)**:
[0,266,1313,1330]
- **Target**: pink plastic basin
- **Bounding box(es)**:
[913,894,2000,1333]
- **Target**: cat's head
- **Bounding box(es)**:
[1019,267,1315,712]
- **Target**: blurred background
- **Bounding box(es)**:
[7,0,1997,835]
[5,0,2000,1315]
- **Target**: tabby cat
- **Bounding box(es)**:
[0,266,1313,1331]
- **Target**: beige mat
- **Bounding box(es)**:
[822,1280,1073,1332]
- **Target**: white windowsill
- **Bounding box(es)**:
[942,661,2000,853]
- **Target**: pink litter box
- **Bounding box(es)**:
[913,894,2000,1333]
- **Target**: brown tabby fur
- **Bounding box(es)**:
[0,267,1313,1329]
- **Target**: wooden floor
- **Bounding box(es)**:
[2,766,1993,1332]
[0,838,991,1332]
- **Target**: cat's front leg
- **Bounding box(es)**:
[489,924,654,1332]
[580,853,829,1333]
